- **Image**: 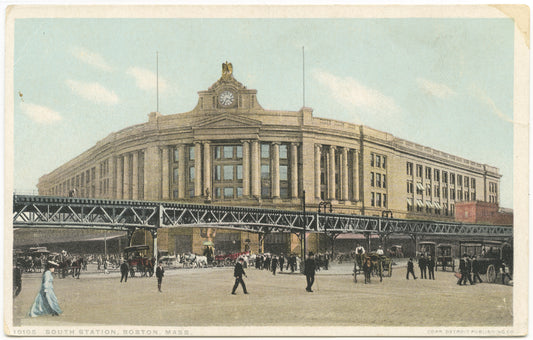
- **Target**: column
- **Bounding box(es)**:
[110,156,117,199]
[203,141,211,197]
[95,163,101,198]
[342,147,349,201]
[272,142,280,198]
[314,144,321,200]
[251,140,260,198]
[178,144,186,199]
[143,146,161,200]
[353,150,359,201]
[290,143,298,198]
[161,147,170,200]
[116,155,123,199]
[328,146,336,200]
[194,142,202,197]
[123,154,130,199]
[132,151,139,200]
[242,141,250,197]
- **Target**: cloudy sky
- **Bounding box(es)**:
[13,16,514,207]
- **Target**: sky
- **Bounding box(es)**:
[12,17,515,208]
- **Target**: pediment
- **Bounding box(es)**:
[194,114,262,129]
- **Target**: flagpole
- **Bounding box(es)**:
[302,46,305,108]
[156,51,159,112]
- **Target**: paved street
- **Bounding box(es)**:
[12,262,512,329]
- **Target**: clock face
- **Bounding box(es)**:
[219,90,235,106]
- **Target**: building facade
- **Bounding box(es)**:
[37,63,502,255]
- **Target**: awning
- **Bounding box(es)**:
[416,199,424,207]
[336,234,380,240]
[406,198,413,206]
[425,201,434,208]
[434,202,442,209]
[416,183,424,190]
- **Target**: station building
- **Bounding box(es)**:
[37,63,502,256]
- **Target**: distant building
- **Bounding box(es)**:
[37,63,504,255]
[455,201,513,226]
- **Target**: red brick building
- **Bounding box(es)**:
[455,201,513,225]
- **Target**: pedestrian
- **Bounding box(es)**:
[376,246,384,255]
[29,261,62,317]
[406,257,417,280]
[13,262,22,298]
[231,258,248,295]
[271,256,278,275]
[458,254,473,285]
[472,255,483,283]
[304,252,317,292]
[363,257,372,284]
[500,262,512,285]
[427,255,435,280]
[156,261,165,292]
[120,260,129,283]
[418,254,427,279]
[279,254,285,272]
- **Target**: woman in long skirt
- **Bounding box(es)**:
[29,262,62,317]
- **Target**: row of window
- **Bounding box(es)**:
[173,144,292,163]
[406,162,476,188]
[370,153,387,169]
[370,192,388,208]
[407,200,455,216]
[370,172,387,189]
[407,180,476,201]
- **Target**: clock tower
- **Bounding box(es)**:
[196,62,261,114]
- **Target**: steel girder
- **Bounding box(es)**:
[12,195,513,238]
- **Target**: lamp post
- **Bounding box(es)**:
[301,190,307,273]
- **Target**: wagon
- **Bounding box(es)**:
[123,245,154,277]
[459,240,512,283]
[436,243,455,272]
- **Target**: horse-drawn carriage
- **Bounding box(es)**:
[124,245,154,277]
[459,240,512,283]
[353,251,392,283]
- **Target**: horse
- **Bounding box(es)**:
[183,254,208,268]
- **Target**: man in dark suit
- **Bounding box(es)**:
[120,260,129,283]
[458,254,473,285]
[304,252,317,292]
[231,258,248,295]
[13,263,22,298]
[406,258,417,280]
[472,255,483,283]
[418,254,427,279]
[279,254,285,272]
[427,255,435,280]
[156,261,165,292]
[271,256,278,275]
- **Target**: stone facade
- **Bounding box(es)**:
[37,64,502,255]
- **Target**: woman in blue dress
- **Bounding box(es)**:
[29,261,62,317]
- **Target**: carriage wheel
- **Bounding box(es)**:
[486,264,496,283]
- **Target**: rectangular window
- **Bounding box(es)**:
[370,153,375,167]
[214,146,221,159]
[450,173,455,185]
[434,169,440,182]
[280,165,288,181]
[464,177,469,187]
[407,162,413,176]
[416,165,423,177]
[280,145,288,159]
[370,172,375,187]
[443,171,448,184]
[173,189,178,199]
[371,192,375,206]
[237,187,243,197]
[383,194,387,208]
[173,168,179,183]
[471,178,476,190]
[214,165,221,180]
[223,165,234,180]
[376,173,381,188]
[174,149,179,162]
[472,192,476,201]
[457,175,463,186]
[189,166,195,180]
[382,156,386,169]
[215,188,221,198]
[451,204,455,216]
[383,175,387,189]
[376,193,382,207]
[236,146,243,159]
[458,190,463,200]
[376,155,381,168]
[189,188,194,198]
[261,165,270,179]
[450,189,455,200]
[425,167,432,180]
[434,185,440,197]
[261,144,270,158]
[443,188,448,199]
[189,147,195,160]
[223,146,233,159]
[236,165,243,180]
[407,181,413,193]
[224,187,234,199]
[426,184,431,196]
[280,187,289,198]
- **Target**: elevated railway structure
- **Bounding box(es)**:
[13,195,513,259]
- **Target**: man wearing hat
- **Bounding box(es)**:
[304,252,317,292]
[231,258,248,295]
